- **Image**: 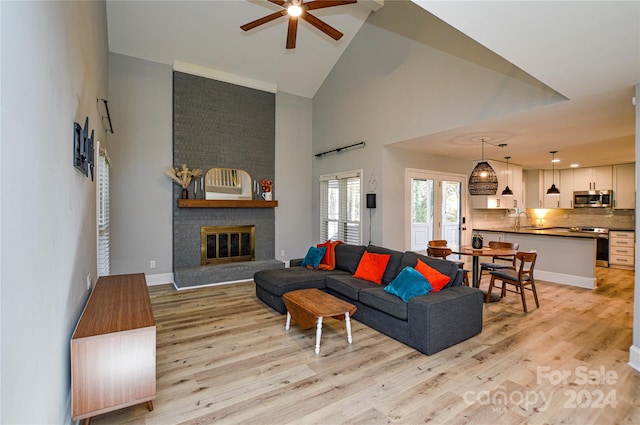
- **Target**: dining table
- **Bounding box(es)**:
[448,244,518,289]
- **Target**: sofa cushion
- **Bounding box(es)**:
[254,267,346,296]
[366,245,404,285]
[359,286,408,320]
[353,251,391,284]
[326,275,379,301]
[334,244,366,274]
[384,266,433,302]
[400,252,461,289]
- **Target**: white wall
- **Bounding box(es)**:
[275,93,314,261]
[108,53,173,280]
[382,147,472,251]
[0,1,109,423]
[312,0,563,249]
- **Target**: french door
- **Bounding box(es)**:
[406,169,466,252]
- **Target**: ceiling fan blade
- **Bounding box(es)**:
[301,12,343,40]
[240,10,287,32]
[305,0,357,11]
[267,0,287,6]
[286,16,298,49]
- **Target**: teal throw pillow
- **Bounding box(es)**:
[301,246,327,269]
[384,266,433,303]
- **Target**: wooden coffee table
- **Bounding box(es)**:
[282,289,357,355]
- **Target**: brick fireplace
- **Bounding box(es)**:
[171,72,283,288]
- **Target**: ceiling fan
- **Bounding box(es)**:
[241,0,357,49]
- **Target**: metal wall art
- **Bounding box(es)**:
[73,117,95,180]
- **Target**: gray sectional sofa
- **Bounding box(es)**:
[254,244,484,355]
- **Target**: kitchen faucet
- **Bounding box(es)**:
[514,211,529,231]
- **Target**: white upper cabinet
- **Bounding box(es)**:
[524,169,568,209]
[573,166,613,191]
[470,160,523,209]
[613,163,635,209]
[559,169,575,208]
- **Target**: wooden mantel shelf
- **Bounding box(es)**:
[178,199,278,208]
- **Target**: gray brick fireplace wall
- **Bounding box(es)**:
[172,72,282,287]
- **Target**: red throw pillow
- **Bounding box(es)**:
[414,259,451,291]
[353,251,391,284]
[316,240,332,265]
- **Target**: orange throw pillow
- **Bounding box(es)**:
[414,259,451,291]
[353,251,391,284]
[318,241,343,271]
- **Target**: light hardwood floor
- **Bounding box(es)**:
[92,267,640,425]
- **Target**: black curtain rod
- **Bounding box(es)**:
[97,98,114,134]
[315,141,365,158]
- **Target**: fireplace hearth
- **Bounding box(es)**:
[200,225,255,266]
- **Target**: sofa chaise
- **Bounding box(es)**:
[254,244,483,355]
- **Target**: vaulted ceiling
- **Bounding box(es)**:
[107,0,639,169]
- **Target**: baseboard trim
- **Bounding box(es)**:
[145,272,175,286]
[534,270,597,289]
[172,278,253,291]
[629,344,640,372]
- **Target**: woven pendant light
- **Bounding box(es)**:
[469,139,498,195]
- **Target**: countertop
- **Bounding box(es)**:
[473,227,604,238]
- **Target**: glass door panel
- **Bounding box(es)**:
[406,169,466,253]
[410,178,434,252]
[442,180,462,246]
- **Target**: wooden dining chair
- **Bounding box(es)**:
[479,241,519,285]
[427,243,470,286]
[486,251,539,312]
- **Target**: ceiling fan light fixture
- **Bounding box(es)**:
[287,4,303,17]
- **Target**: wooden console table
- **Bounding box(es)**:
[71,273,156,424]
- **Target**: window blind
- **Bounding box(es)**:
[320,170,361,244]
[98,149,110,276]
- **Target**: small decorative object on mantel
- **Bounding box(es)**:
[261,179,273,201]
[166,164,203,199]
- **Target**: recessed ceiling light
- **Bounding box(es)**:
[570,163,579,168]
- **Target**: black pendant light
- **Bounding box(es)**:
[502,156,514,196]
[547,150,560,195]
[469,139,498,195]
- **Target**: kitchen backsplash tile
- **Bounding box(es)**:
[471,208,635,231]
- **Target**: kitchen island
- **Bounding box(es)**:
[473,227,600,289]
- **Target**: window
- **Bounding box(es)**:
[320,170,362,244]
[97,147,110,276]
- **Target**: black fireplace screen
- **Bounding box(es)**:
[201,225,255,266]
